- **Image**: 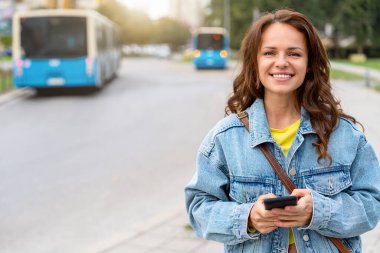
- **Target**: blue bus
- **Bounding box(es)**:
[192,27,229,69]
[12,9,121,91]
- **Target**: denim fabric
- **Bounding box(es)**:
[185,98,380,253]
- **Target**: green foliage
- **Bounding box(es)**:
[330,69,364,80]
[205,0,380,52]
[334,58,380,71]
[97,0,191,49]
[154,18,191,50]
[336,0,373,53]
[0,36,12,48]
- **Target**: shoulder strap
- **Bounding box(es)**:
[238,111,350,253]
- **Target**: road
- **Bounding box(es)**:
[0,58,379,253]
[0,58,238,253]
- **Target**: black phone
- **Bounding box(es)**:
[263,196,297,210]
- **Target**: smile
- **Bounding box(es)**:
[271,74,293,79]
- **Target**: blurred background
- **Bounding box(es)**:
[1,1,380,253]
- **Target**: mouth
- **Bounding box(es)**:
[270,73,294,80]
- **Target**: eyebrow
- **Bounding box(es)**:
[262,46,305,51]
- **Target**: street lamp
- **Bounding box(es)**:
[224,0,230,33]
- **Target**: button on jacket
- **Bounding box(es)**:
[185,99,380,253]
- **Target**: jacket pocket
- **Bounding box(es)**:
[303,165,352,195]
[229,175,277,203]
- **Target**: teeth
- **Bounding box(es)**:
[273,74,291,79]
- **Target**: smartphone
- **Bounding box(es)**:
[263,196,297,210]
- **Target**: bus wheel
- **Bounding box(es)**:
[35,88,53,96]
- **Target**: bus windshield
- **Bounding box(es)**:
[20,16,87,58]
[196,33,224,50]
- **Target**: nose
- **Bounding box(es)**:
[275,54,289,68]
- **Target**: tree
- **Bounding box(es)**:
[123,11,154,44]
[205,0,380,55]
[335,0,373,54]
[98,0,190,48]
[154,18,191,50]
[368,0,380,49]
[203,1,255,49]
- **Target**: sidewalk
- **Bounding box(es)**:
[0,87,32,105]
[94,207,223,253]
[100,208,379,253]
[331,61,380,82]
[97,200,380,253]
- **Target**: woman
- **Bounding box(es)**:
[185,9,380,253]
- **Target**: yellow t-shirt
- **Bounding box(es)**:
[270,119,301,245]
[270,119,300,156]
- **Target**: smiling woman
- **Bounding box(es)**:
[185,8,380,253]
[119,0,170,19]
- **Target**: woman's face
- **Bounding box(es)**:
[257,22,308,99]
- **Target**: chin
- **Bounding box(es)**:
[265,88,298,97]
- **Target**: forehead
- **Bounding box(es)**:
[260,22,307,49]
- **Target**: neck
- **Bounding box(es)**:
[264,94,301,129]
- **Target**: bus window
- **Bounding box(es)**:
[97,24,107,52]
[197,33,224,50]
[20,17,87,58]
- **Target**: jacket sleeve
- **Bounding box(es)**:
[185,141,259,245]
[303,134,380,238]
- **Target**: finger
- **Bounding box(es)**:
[274,220,303,227]
[271,206,299,215]
[291,188,311,198]
[255,223,279,233]
[284,205,300,212]
[256,223,279,229]
[276,215,307,221]
[258,193,277,201]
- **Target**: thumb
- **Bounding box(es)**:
[291,188,311,198]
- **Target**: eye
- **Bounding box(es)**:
[289,52,301,57]
[263,51,274,56]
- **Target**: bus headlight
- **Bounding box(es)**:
[220,50,228,58]
[193,50,201,58]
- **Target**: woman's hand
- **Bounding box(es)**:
[271,189,313,227]
[248,193,279,234]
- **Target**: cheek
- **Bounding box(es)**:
[257,67,269,84]
[257,60,271,76]
[297,62,308,76]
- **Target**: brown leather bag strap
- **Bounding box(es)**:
[259,144,296,193]
[237,111,350,253]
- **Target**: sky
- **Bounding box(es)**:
[118,0,170,20]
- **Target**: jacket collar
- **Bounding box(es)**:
[246,98,316,148]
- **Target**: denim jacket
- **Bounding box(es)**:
[185,99,380,253]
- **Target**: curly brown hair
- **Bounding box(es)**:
[226,9,359,163]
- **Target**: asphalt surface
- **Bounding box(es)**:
[0,60,380,253]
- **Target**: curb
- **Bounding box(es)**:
[0,88,33,105]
